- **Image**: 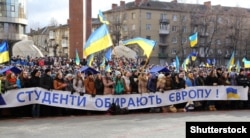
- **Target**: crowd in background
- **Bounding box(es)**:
[0,55,250,118]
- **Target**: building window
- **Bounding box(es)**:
[160,24,168,30]
[193,27,197,33]
[146,24,151,30]
[159,46,166,53]
[172,26,177,32]
[182,26,187,33]
[172,14,177,21]
[146,12,151,19]
[146,36,151,39]
[182,15,186,22]
[172,37,177,43]
[123,25,128,32]
[0,23,3,32]
[200,38,205,44]
[123,13,127,20]
[182,38,187,44]
[217,39,221,45]
[218,17,223,24]
[132,24,136,30]
[160,13,167,19]
[132,12,136,19]
[225,38,231,45]
[159,36,166,43]
[171,49,177,54]
[4,23,8,33]
[217,49,222,55]
[11,5,15,12]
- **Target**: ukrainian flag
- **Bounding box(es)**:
[0,41,10,64]
[189,32,198,47]
[105,48,112,61]
[242,57,250,68]
[236,59,241,72]
[100,57,106,69]
[105,64,111,72]
[181,55,190,72]
[123,37,156,59]
[98,10,109,25]
[175,55,180,73]
[83,24,113,58]
[190,52,198,61]
[87,54,94,67]
[227,51,235,71]
[75,49,80,65]
[226,87,240,99]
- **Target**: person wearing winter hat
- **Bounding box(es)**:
[40,68,53,90]
[84,71,96,97]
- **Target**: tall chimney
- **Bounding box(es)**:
[112,4,118,9]
[204,1,211,9]
[135,0,142,6]
[120,1,125,7]
[171,0,177,3]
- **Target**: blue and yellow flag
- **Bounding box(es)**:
[123,37,156,59]
[226,87,240,99]
[87,54,94,67]
[181,55,190,72]
[227,51,235,71]
[236,59,241,72]
[190,52,198,61]
[83,24,113,58]
[0,41,10,64]
[105,64,111,72]
[75,49,80,66]
[175,55,180,73]
[189,32,198,47]
[98,10,109,25]
[105,48,112,61]
[100,57,106,69]
[242,57,250,68]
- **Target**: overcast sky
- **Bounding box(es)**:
[27,0,250,31]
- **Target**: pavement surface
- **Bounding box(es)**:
[0,110,250,138]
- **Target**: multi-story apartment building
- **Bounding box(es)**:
[0,0,27,56]
[29,25,69,57]
[104,0,250,66]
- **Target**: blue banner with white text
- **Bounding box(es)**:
[0,86,248,111]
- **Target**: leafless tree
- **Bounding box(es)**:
[49,17,59,27]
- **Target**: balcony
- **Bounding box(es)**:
[62,34,68,39]
[159,29,170,35]
[199,32,209,37]
[158,42,168,47]
[158,53,168,58]
[159,19,169,24]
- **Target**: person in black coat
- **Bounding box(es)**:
[39,68,54,117]
[40,68,53,90]
[95,73,104,95]
[30,69,41,117]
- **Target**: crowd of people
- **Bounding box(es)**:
[0,55,250,118]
